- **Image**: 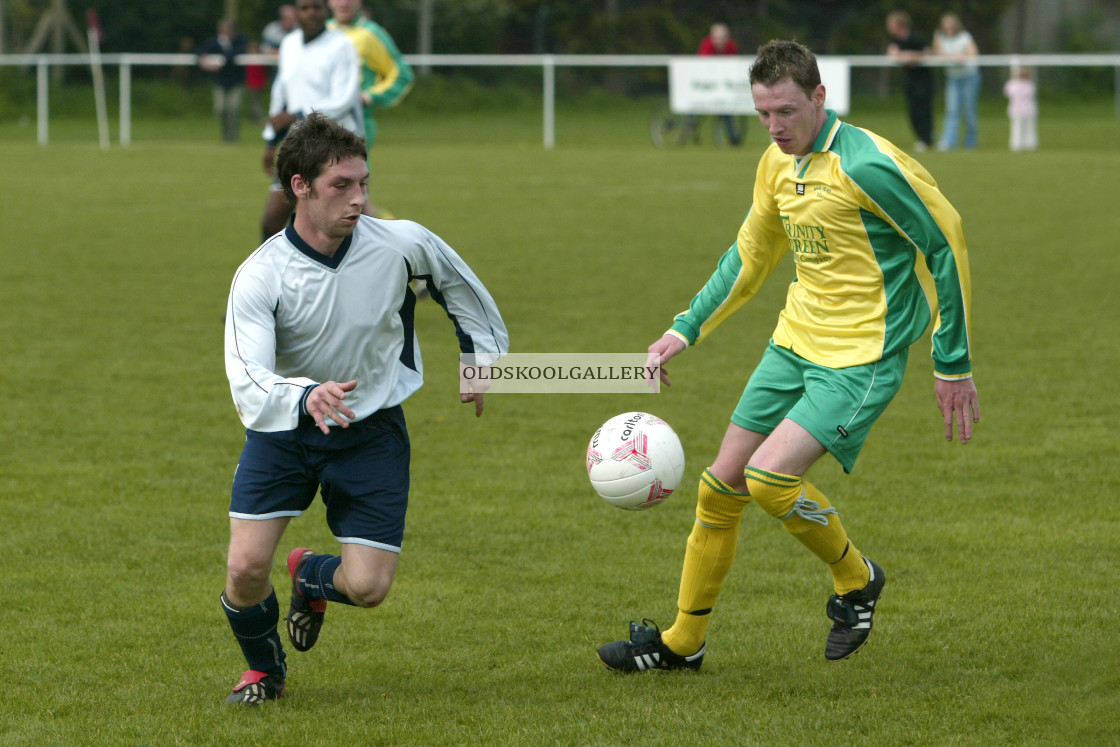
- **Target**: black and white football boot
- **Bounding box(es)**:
[597,619,705,673]
[824,557,886,660]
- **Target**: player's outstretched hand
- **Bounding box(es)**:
[459,361,488,417]
[934,377,980,444]
[306,380,358,434]
[460,391,484,417]
[647,334,687,388]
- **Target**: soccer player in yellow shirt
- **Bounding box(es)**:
[328,0,413,220]
[327,0,413,149]
[597,40,980,671]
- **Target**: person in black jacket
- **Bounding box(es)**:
[198,18,249,142]
[886,10,934,152]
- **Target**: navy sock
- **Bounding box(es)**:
[297,554,355,606]
[221,589,286,678]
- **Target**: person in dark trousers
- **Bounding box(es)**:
[886,10,934,152]
[198,18,249,142]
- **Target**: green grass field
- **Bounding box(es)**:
[2,97,1119,745]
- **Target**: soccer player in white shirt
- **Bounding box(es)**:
[259,0,365,241]
[221,113,508,705]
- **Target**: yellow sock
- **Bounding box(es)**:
[744,467,869,596]
[661,470,750,656]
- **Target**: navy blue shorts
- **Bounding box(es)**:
[230,406,410,553]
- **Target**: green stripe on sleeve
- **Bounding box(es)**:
[837,127,972,374]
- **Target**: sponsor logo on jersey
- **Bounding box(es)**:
[781,216,832,264]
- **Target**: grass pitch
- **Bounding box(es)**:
[1,98,1118,745]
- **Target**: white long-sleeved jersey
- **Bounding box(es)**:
[225,217,509,433]
[262,27,363,142]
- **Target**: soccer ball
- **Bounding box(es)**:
[586,412,685,510]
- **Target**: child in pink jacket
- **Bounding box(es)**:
[1004,67,1038,152]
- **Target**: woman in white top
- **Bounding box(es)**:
[933,13,980,150]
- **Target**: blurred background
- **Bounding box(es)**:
[1,0,1118,131]
[6,0,1119,57]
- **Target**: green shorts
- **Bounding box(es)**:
[731,341,908,473]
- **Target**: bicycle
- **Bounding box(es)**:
[650,103,747,148]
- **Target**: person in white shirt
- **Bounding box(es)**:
[933,12,981,150]
[259,0,364,241]
[260,4,295,55]
[221,112,508,705]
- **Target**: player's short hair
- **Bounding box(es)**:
[749,40,821,99]
[276,112,367,207]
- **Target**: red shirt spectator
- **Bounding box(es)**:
[695,23,744,147]
[699,23,738,56]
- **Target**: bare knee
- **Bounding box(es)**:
[708,444,753,493]
[338,563,395,608]
[708,423,765,492]
[708,457,748,493]
[226,551,273,603]
[337,546,398,607]
[345,575,392,608]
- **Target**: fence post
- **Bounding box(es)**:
[543,54,555,149]
[37,58,48,145]
[120,56,131,146]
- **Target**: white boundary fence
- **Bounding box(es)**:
[2,52,1119,148]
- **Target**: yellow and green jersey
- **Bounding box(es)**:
[328,17,414,145]
[670,110,973,379]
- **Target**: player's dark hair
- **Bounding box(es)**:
[275,112,367,207]
[749,40,821,99]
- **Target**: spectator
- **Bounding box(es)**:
[886,10,934,152]
[933,12,981,150]
[698,22,737,56]
[1004,67,1038,152]
[698,22,743,147]
[260,4,296,55]
[197,18,249,142]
